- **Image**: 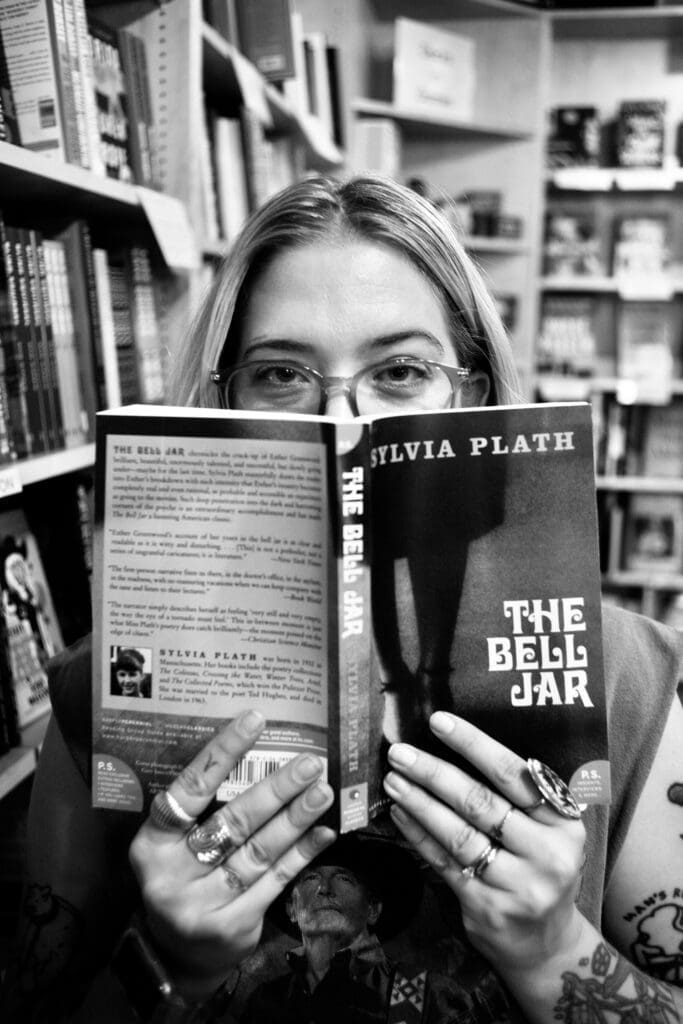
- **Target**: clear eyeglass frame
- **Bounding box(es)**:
[209,356,471,416]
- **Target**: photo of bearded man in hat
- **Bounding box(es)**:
[240,834,503,1024]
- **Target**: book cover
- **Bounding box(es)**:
[612,215,669,278]
[0,507,63,729]
[616,99,665,169]
[87,16,134,182]
[0,0,72,162]
[546,105,600,169]
[640,401,683,478]
[537,296,597,376]
[234,0,295,82]
[623,493,683,575]
[616,301,675,400]
[544,209,604,277]
[392,17,475,121]
[91,401,610,827]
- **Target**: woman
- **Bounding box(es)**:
[4,176,682,1023]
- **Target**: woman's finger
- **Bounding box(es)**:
[162,710,267,823]
[202,780,335,903]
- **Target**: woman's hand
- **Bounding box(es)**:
[383,711,586,977]
[129,710,335,998]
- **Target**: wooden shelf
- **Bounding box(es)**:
[597,475,683,495]
[466,236,527,254]
[202,23,343,169]
[369,0,539,19]
[539,276,683,298]
[0,444,95,492]
[0,141,139,213]
[551,5,683,39]
[547,167,683,192]
[535,374,683,398]
[352,98,533,141]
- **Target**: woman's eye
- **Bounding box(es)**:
[255,364,309,386]
[374,362,429,386]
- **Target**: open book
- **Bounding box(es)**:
[91,401,610,829]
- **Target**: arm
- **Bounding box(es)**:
[383,702,683,1024]
[1,712,141,1022]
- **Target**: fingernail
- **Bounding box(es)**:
[389,744,417,768]
[311,826,336,849]
[390,803,409,826]
[304,782,332,810]
[293,755,322,782]
[430,711,455,735]
[384,771,408,795]
[237,710,265,736]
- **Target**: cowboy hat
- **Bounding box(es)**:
[270,833,423,941]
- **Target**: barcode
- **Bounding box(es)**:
[38,99,56,129]
[217,752,295,800]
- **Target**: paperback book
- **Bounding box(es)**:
[92,402,610,828]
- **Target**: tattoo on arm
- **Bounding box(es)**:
[555,942,681,1023]
[669,782,683,840]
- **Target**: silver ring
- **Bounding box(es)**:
[489,805,514,843]
[461,840,500,881]
[186,816,238,867]
[150,790,196,833]
[222,866,248,894]
[525,759,582,820]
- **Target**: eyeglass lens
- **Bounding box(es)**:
[227,360,457,414]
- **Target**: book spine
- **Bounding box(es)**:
[118,28,152,187]
[93,247,121,409]
[0,335,14,463]
[43,238,88,446]
[23,228,58,451]
[72,0,105,174]
[132,33,159,188]
[0,0,67,161]
[0,212,30,458]
[8,226,49,454]
[334,424,373,834]
[49,0,81,164]
[58,222,98,440]
[61,0,89,166]
[30,229,66,449]
[107,257,141,404]
[128,246,164,403]
[79,221,107,411]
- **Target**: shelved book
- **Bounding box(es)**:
[0,508,63,733]
[616,99,665,169]
[92,401,610,828]
[543,209,603,277]
[537,296,597,376]
[546,105,600,169]
[623,494,683,575]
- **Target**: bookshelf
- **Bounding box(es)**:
[0,0,345,800]
[535,5,683,624]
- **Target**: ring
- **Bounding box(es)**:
[149,790,196,833]
[525,759,582,820]
[222,866,248,894]
[460,840,500,881]
[186,816,239,867]
[489,805,514,842]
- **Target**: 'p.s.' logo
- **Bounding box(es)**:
[98,760,115,772]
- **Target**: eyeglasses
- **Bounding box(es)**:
[210,357,471,416]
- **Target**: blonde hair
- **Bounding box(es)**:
[169,175,522,408]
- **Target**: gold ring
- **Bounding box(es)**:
[461,840,500,881]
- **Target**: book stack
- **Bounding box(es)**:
[0,210,168,461]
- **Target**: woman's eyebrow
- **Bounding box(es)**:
[241,331,447,360]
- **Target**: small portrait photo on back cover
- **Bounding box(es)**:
[110,644,152,698]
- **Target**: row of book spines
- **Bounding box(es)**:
[0,214,165,466]
[593,398,683,479]
[0,0,159,188]
[602,491,683,579]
